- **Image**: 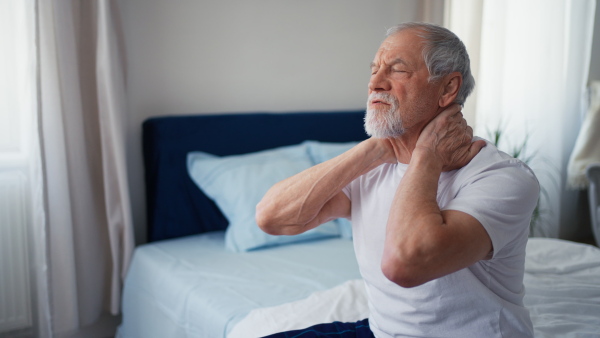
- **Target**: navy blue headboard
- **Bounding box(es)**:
[143,111,368,242]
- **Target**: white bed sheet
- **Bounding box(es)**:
[230,238,600,338]
[116,231,361,338]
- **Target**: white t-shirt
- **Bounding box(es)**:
[343,140,539,338]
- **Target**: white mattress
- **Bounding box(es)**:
[118,234,600,338]
[117,231,361,338]
[230,238,600,338]
[524,238,600,337]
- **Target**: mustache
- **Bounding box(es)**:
[367,92,399,107]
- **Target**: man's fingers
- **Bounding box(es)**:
[469,140,487,157]
[460,117,468,130]
[437,104,463,120]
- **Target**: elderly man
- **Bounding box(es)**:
[256,22,539,338]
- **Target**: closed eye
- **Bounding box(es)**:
[370,62,379,75]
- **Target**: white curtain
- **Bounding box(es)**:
[38,0,134,334]
[0,1,47,335]
[446,0,596,238]
[0,0,133,336]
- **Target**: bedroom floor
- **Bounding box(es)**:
[0,314,120,338]
[64,313,121,338]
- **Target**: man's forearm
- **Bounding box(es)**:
[256,139,388,235]
[381,148,491,288]
[381,149,448,286]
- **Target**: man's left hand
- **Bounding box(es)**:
[415,104,486,171]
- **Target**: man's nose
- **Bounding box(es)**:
[368,71,391,92]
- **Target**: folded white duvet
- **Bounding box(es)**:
[229,238,600,338]
[228,279,368,338]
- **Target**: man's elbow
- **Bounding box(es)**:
[256,197,318,236]
[255,201,279,235]
[381,250,427,288]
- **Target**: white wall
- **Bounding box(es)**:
[120,0,435,244]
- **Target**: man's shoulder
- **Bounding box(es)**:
[444,139,540,210]
[463,138,538,181]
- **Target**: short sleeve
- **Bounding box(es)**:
[341,182,354,222]
[443,160,540,258]
[342,182,351,201]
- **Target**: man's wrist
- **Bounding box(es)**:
[362,138,396,165]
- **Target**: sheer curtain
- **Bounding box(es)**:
[1,0,134,336]
[446,0,596,238]
[0,1,46,335]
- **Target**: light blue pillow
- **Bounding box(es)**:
[305,141,359,240]
[187,143,340,252]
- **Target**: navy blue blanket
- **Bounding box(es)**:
[263,319,374,338]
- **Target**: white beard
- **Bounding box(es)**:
[364,92,404,138]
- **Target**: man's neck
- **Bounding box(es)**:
[388,134,420,164]
[388,105,448,164]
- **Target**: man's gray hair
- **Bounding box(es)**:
[386,22,475,105]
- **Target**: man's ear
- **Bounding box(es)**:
[438,72,462,107]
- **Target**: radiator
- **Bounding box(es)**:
[0,171,32,333]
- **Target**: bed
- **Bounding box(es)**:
[117,111,600,338]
